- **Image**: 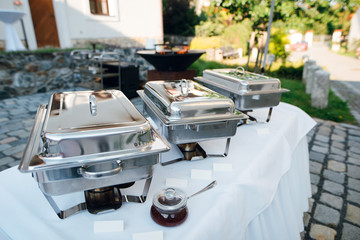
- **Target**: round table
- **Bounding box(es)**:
[0,103,316,240]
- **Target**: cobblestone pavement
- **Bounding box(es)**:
[0,88,86,171]
[304,118,360,240]
[0,90,359,239]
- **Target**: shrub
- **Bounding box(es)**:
[189,58,237,75]
[195,21,226,37]
[270,65,304,80]
[222,19,252,52]
[268,28,290,62]
[189,36,223,50]
[192,19,252,54]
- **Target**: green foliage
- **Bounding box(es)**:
[214,0,293,31]
[268,28,290,62]
[162,0,201,36]
[269,65,303,80]
[193,18,251,54]
[214,0,360,35]
[195,21,226,37]
[337,46,359,58]
[188,57,238,75]
[194,6,235,37]
[189,36,223,49]
[280,78,357,124]
[222,19,252,50]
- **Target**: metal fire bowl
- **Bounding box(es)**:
[136,50,205,71]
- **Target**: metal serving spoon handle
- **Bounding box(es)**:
[187,180,217,199]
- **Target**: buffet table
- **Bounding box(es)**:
[0,102,316,240]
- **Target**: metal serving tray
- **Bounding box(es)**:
[137,80,247,144]
[196,68,289,110]
[19,90,170,195]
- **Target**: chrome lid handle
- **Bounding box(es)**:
[89,94,97,116]
[180,79,189,96]
[235,66,245,75]
[78,162,122,179]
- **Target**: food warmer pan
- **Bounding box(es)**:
[195,67,289,122]
[18,90,170,218]
[137,79,247,165]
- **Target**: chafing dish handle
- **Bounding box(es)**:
[235,66,245,75]
[78,162,123,179]
[19,104,47,172]
[89,94,97,116]
[180,79,190,96]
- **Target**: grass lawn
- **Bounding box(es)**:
[190,58,357,124]
[335,47,359,59]
[280,78,356,124]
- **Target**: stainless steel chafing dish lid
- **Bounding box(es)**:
[19,90,170,172]
[140,80,247,124]
[202,67,289,94]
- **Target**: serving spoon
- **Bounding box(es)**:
[187,180,217,199]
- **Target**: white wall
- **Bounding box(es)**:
[54,0,163,48]
[0,0,163,50]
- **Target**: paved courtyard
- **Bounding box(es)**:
[305,118,360,239]
[0,87,359,239]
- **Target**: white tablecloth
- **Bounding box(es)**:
[0,9,26,52]
[0,102,316,240]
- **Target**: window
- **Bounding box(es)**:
[89,0,109,15]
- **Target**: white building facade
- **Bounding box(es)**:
[0,0,163,50]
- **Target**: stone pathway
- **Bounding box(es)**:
[0,88,86,171]
[291,42,360,124]
[330,81,360,126]
[0,90,359,239]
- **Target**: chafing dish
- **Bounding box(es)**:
[195,67,289,121]
[18,90,170,218]
[137,80,247,165]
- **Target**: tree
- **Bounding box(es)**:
[213,0,299,31]
[213,0,360,34]
[163,0,203,36]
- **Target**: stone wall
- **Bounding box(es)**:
[0,48,154,100]
[71,37,148,49]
